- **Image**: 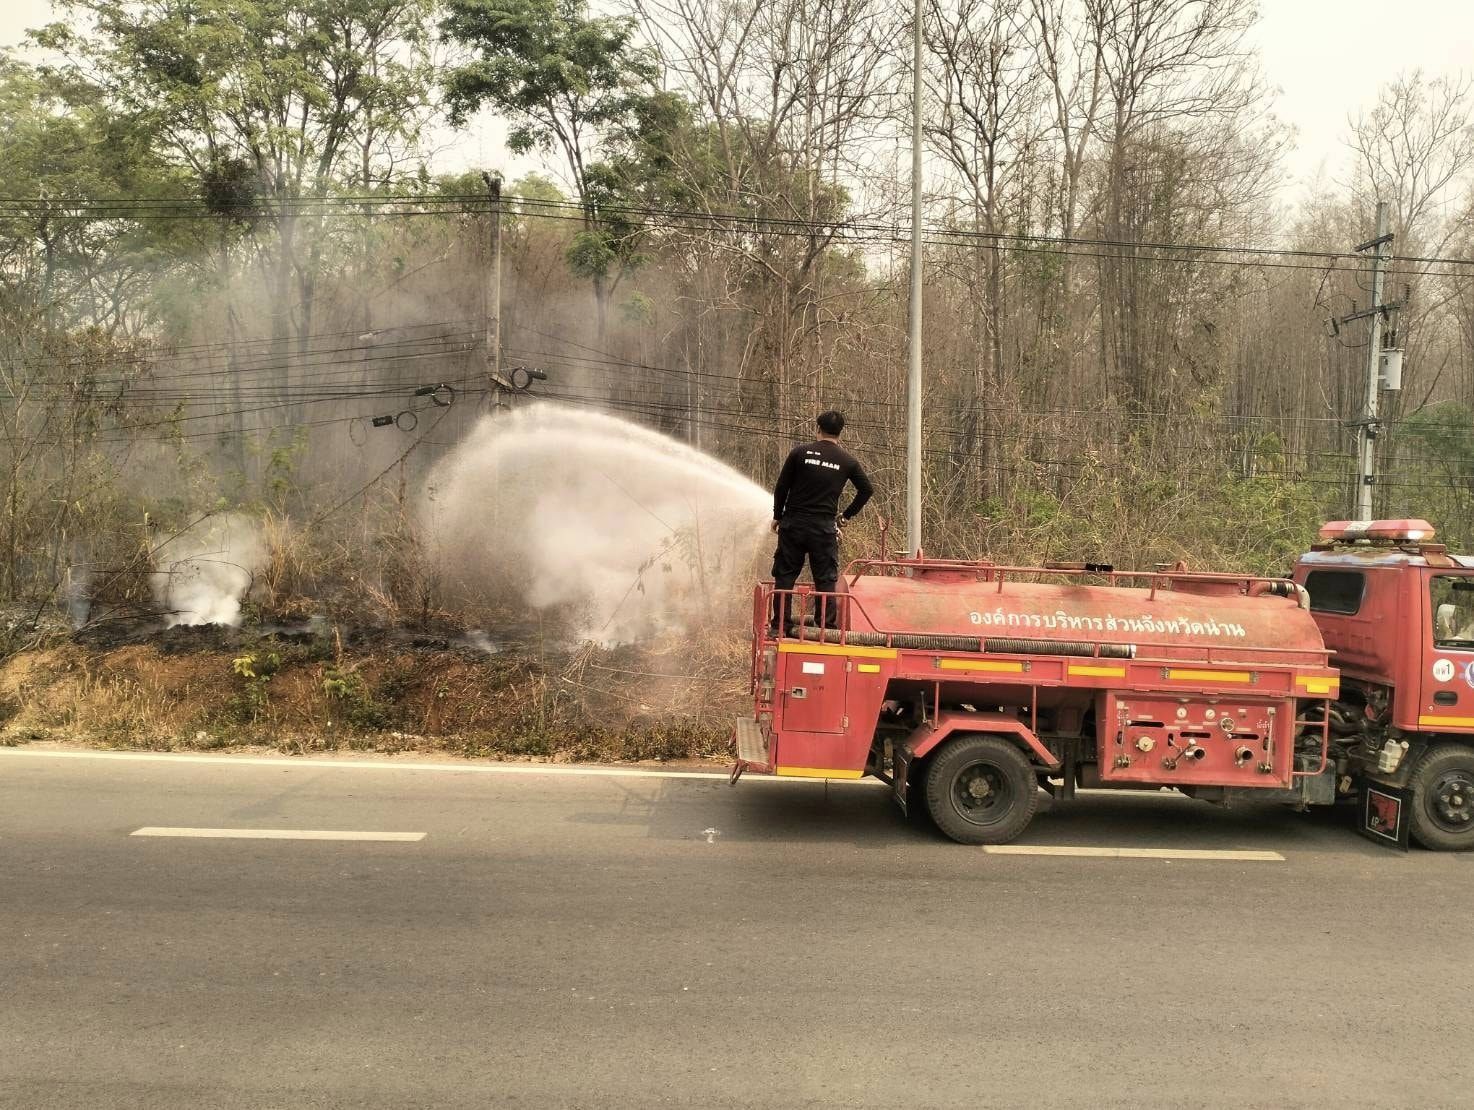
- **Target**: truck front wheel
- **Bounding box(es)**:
[924,734,1040,845]
[1409,744,1474,851]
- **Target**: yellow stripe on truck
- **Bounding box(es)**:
[1068,665,1127,678]
[937,658,1025,674]
[776,642,897,660]
[856,663,882,673]
[1166,668,1253,684]
[1296,676,1336,695]
[775,766,865,779]
[1418,715,1474,729]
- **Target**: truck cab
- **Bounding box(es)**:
[1293,519,1474,847]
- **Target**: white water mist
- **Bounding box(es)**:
[151,512,268,627]
[423,404,771,642]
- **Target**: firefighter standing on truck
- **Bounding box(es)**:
[770,410,873,633]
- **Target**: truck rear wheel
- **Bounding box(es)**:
[924,734,1039,845]
[1409,744,1474,851]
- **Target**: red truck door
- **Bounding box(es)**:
[1420,571,1474,733]
[776,647,850,734]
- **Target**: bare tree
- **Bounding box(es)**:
[1349,71,1474,251]
[634,0,893,442]
[925,0,1046,495]
[1089,0,1270,414]
[1346,73,1474,509]
[1032,0,1107,242]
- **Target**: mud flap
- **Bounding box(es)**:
[891,744,912,815]
[1358,783,1412,851]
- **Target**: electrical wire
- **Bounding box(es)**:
[501,336,1474,436]
[1,318,488,378]
[3,192,1472,280]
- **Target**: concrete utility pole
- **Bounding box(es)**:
[905,0,924,556]
[1354,201,1391,522]
[482,171,507,403]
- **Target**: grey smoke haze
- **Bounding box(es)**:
[423,404,771,643]
[151,512,268,627]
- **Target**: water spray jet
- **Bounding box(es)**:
[422,404,772,644]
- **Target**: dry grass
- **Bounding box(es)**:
[0,632,746,762]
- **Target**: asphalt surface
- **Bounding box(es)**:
[2,748,1471,1110]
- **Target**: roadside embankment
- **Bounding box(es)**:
[0,625,742,763]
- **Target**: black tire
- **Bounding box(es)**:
[924,734,1040,845]
[1409,744,1474,851]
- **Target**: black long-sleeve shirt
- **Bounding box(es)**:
[772,440,874,522]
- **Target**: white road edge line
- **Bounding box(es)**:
[0,748,883,784]
[131,827,426,842]
[982,845,1284,861]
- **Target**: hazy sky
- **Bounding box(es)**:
[3,0,1470,210]
[1248,0,1473,198]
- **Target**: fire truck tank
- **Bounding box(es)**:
[842,569,1326,665]
[739,556,1345,846]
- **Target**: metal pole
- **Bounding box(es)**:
[480,172,505,538]
[1356,201,1389,522]
[906,0,924,555]
[489,173,503,380]
[482,171,504,406]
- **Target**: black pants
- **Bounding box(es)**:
[771,516,841,629]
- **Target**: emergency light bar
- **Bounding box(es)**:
[1317,519,1436,544]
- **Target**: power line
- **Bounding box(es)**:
[529,373,1474,479]
[7,373,490,445]
[14,370,1474,496]
[538,389,1474,493]
[0,190,1461,266]
[4,192,1473,280]
[502,336,1474,435]
[0,318,488,378]
[14,326,1472,452]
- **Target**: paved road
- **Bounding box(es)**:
[2,748,1470,1109]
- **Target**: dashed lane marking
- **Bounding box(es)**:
[131,827,426,842]
[982,845,1284,861]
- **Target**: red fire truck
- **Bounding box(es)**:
[733,519,1474,850]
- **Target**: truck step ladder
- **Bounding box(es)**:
[731,716,772,783]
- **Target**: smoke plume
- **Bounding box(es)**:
[151,512,268,627]
[422,405,771,642]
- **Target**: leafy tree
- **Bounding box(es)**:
[0,56,190,602]
[37,0,439,361]
[1397,403,1474,551]
[441,0,662,333]
[0,57,182,334]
